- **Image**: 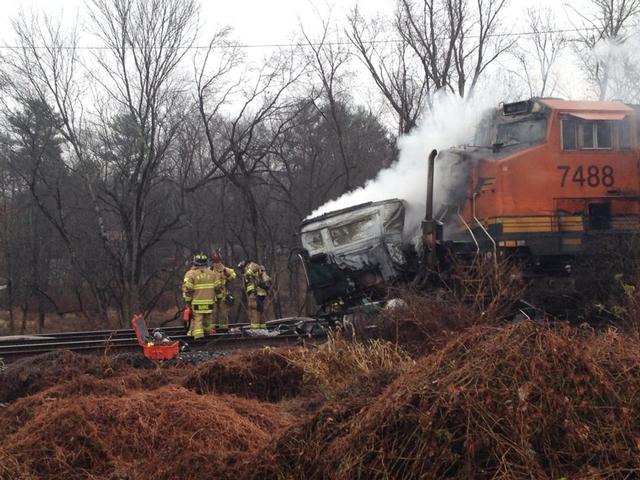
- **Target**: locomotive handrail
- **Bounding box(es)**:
[458,206,480,255]
[473,192,497,264]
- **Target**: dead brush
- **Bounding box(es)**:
[182,347,305,402]
[573,234,640,332]
[286,331,414,399]
[380,254,527,353]
[442,253,528,324]
[318,321,640,480]
[0,350,106,403]
[0,448,29,479]
[381,288,473,353]
[0,384,293,480]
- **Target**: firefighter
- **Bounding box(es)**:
[182,253,218,338]
[238,260,271,328]
[210,250,236,331]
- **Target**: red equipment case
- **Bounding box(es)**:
[131,313,180,360]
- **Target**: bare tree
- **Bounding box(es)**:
[302,15,354,190]
[347,6,429,134]
[0,0,201,325]
[571,0,640,99]
[195,45,306,260]
[396,0,514,98]
[85,0,199,321]
[348,0,512,134]
[514,7,567,98]
[0,14,114,321]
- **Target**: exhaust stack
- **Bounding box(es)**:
[425,149,437,222]
[422,149,440,267]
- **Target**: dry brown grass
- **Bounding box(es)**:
[0,447,32,479]
[285,332,414,399]
[182,347,305,402]
[374,253,529,354]
[0,384,292,480]
[263,321,640,480]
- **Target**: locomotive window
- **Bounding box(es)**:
[562,118,577,150]
[579,122,595,148]
[562,118,612,150]
[596,122,612,148]
[496,118,547,146]
[619,119,632,149]
[473,109,497,146]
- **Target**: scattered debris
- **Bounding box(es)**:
[244,328,281,337]
[176,350,225,364]
[109,350,224,369]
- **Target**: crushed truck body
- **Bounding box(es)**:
[299,199,417,310]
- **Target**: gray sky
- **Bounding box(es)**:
[0,0,574,46]
[0,0,394,45]
[0,0,603,106]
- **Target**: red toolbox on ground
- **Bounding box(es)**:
[131,313,180,360]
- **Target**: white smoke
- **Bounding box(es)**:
[590,32,640,103]
[308,91,498,236]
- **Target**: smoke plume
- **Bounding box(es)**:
[591,33,640,103]
[309,92,497,237]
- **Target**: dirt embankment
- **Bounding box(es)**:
[3,319,640,479]
[182,348,304,402]
[0,349,299,480]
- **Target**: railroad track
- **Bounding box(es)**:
[0,319,327,363]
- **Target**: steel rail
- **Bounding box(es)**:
[0,323,256,346]
[0,328,326,362]
[0,327,182,345]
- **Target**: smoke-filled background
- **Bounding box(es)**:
[309,93,498,236]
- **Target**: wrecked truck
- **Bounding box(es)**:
[298,199,418,311]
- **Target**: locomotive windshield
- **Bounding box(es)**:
[472,103,549,150]
[496,118,547,146]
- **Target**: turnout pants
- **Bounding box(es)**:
[248,294,267,328]
[189,312,215,339]
[213,300,229,330]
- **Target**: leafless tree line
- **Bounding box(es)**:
[0,0,637,332]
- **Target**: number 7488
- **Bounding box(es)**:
[557,165,615,187]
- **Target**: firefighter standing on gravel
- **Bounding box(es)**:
[238,260,272,328]
[182,253,218,339]
[210,250,236,332]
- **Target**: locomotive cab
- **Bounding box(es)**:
[442,98,640,272]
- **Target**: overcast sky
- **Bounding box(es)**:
[0,0,601,107]
[0,0,573,47]
[0,0,394,45]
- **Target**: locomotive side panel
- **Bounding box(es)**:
[456,99,640,259]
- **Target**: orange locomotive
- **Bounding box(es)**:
[434,98,640,269]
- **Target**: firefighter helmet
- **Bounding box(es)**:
[237,260,249,271]
[192,253,209,266]
[211,249,222,263]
